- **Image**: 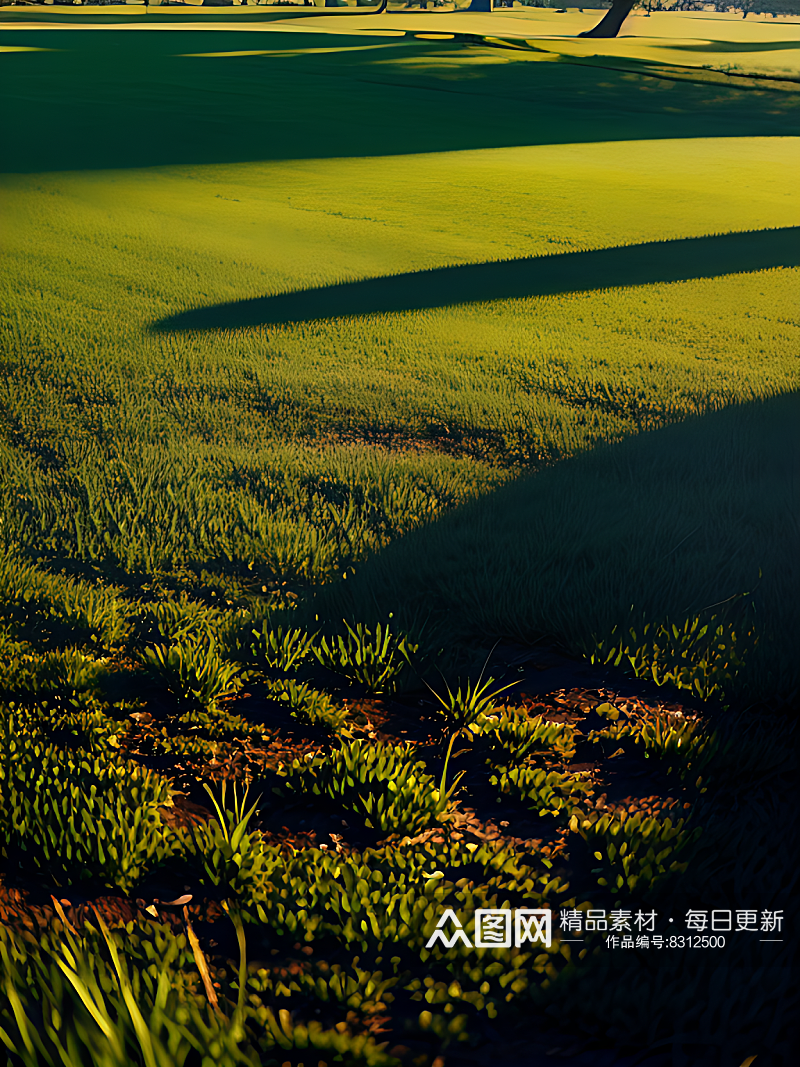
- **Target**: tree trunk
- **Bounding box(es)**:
[578,0,637,38]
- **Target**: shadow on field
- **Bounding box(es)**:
[156,226,800,331]
[310,391,800,701]
[671,39,800,53]
[2,28,800,172]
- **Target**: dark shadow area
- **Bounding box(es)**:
[2,29,799,172]
[658,38,800,53]
[155,226,800,331]
[310,391,800,703]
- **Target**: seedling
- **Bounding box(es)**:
[425,653,516,801]
[202,779,262,855]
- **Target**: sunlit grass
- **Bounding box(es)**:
[1,137,798,597]
[0,23,796,1062]
[0,25,798,698]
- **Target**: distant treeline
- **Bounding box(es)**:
[6,0,800,12]
[518,0,800,13]
[494,0,800,13]
[635,0,800,14]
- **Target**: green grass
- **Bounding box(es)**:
[2,146,799,688]
[316,391,800,700]
[2,19,800,172]
[0,25,797,1059]
[1,19,799,693]
[0,633,794,1066]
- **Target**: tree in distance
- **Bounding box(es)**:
[580,0,637,38]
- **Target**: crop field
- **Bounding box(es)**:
[0,6,798,1067]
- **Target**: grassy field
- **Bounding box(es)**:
[0,9,798,1067]
[2,19,799,688]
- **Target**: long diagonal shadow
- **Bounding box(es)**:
[155,227,800,332]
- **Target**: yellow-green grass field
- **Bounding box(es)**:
[1,10,799,696]
[0,11,798,1067]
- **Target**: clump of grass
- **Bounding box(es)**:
[0,906,256,1067]
[588,610,757,703]
[264,677,351,734]
[9,647,111,701]
[0,549,131,649]
[0,707,173,893]
[314,621,418,694]
[588,700,719,780]
[273,739,452,837]
[425,667,515,801]
[180,779,267,895]
[492,763,594,820]
[569,807,702,896]
[141,641,242,711]
[479,706,577,763]
[222,617,317,675]
[134,596,222,648]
